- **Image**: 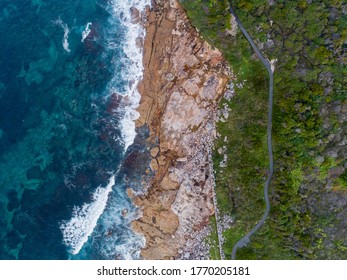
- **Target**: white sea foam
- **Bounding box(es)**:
[60,0,151,258]
[60,176,115,255]
[93,185,145,260]
[54,19,71,52]
[107,0,151,151]
[81,22,92,42]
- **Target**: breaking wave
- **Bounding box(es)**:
[106,0,150,151]
[60,0,151,258]
[60,176,115,255]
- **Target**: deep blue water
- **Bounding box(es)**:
[0,0,148,259]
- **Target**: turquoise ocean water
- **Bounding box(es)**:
[0,0,149,259]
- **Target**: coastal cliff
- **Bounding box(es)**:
[130,0,231,259]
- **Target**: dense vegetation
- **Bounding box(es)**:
[180,0,347,259]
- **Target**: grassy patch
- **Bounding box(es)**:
[205,216,221,260]
[333,170,347,191]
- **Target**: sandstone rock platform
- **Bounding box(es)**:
[132,0,231,259]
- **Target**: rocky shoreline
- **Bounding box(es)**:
[130,0,231,259]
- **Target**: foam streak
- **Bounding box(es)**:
[81,22,92,42]
[54,19,71,52]
[60,176,115,255]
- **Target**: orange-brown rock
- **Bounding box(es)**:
[132,0,231,259]
[150,147,159,157]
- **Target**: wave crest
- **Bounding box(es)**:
[60,176,115,255]
[107,0,150,151]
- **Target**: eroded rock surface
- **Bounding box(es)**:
[132,0,231,259]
